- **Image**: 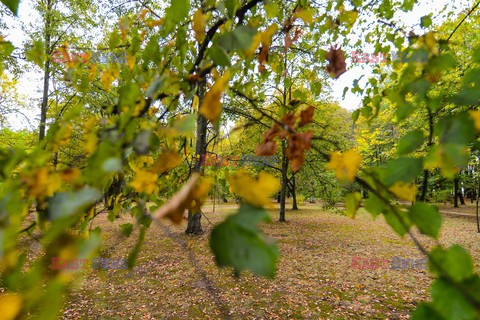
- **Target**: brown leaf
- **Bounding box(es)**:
[258,46,269,72]
[299,106,315,127]
[281,112,297,130]
[153,174,199,224]
[256,141,277,156]
[293,29,302,42]
[153,173,211,224]
[262,123,281,142]
[285,131,313,172]
[325,46,347,79]
[284,34,292,53]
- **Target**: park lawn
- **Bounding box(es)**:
[60,202,480,320]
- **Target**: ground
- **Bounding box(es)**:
[57,202,480,320]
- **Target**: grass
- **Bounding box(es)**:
[58,202,480,319]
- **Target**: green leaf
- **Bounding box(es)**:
[473,47,480,64]
[224,0,238,19]
[146,77,164,99]
[120,223,134,237]
[435,113,475,145]
[397,130,424,155]
[208,45,231,66]
[345,192,361,218]
[0,0,20,15]
[451,88,480,106]
[426,53,457,74]
[395,102,414,121]
[352,109,360,123]
[133,130,151,155]
[119,83,141,108]
[127,225,147,269]
[382,157,423,186]
[264,2,278,18]
[421,15,432,28]
[48,187,101,220]
[429,245,474,282]
[0,41,15,57]
[25,40,45,67]
[210,202,278,278]
[430,279,477,320]
[165,0,190,31]
[217,26,257,52]
[383,208,411,236]
[364,193,385,217]
[411,304,445,320]
[173,113,196,135]
[401,0,415,11]
[408,202,441,238]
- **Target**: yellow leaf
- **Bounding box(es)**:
[0,293,22,320]
[469,110,480,131]
[190,177,212,212]
[193,9,207,43]
[199,70,231,122]
[152,151,182,174]
[139,8,149,21]
[100,70,115,91]
[130,170,159,194]
[84,134,98,154]
[389,182,417,202]
[327,150,362,183]
[145,19,164,27]
[227,170,280,208]
[294,8,314,24]
[61,167,81,183]
[245,32,261,57]
[127,54,135,70]
[424,32,438,54]
[261,24,278,47]
[192,95,199,111]
[25,167,62,200]
[88,64,97,81]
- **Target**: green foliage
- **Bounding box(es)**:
[408,202,441,238]
[120,223,134,237]
[345,192,361,218]
[48,187,101,221]
[397,130,424,155]
[0,0,19,15]
[381,157,423,186]
[210,203,278,278]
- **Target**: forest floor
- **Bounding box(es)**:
[59,202,480,320]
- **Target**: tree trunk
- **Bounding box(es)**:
[39,0,52,141]
[477,175,480,233]
[454,177,459,208]
[291,175,298,210]
[279,140,287,222]
[186,82,207,235]
[459,189,465,205]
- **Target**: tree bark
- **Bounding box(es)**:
[477,171,480,233]
[279,140,287,222]
[453,177,465,208]
[454,177,460,208]
[186,82,207,235]
[291,175,298,210]
[39,0,52,141]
